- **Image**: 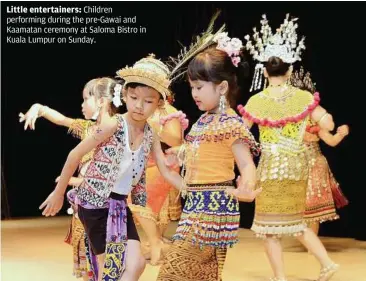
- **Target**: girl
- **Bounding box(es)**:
[20,82,183,268]
[37,55,189,281]
[290,68,349,235]
[157,32,262,281]
[19,78,100,281]
[239,14,339,281]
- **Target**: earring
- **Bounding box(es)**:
[219,95,227,113]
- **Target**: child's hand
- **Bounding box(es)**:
[39,190,64,217]
[19,104,42,130]
[160,111,189,131]
[337,125,349,137]
[165,154,180,169]
[225,176,262,202]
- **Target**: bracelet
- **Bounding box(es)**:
[317,112,328,124]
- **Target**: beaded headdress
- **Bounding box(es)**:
[244,14,306,91]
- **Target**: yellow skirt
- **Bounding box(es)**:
[252,180,307,238]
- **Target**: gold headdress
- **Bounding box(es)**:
[116,53,172,100]
[289,66,316,94]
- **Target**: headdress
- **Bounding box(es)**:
[244,14,306,91]
[289,66,316,94]
[116,53,172,101]
[213,32,243,67]
[167,10,226,82]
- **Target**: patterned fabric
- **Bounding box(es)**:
[252,179,307,237]
[64,216,88,278]
[67,114,153,280]
[304,141,347,223]
[245,88,314,156]
[245,88,314,237]
[65,119,95,279]
[184,108,260,185]
[157,110,253,280]
[68,119,95,166]
[173,183,240,248]
[168,187,182,221]
[77,114,153,207]
[157,234,227,281]
[68,190,128,281]
[157,183,238,281]
[68,119,94,140]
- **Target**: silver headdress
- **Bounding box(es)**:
[244,14,306,92]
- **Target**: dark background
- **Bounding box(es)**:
[2,2,364,240]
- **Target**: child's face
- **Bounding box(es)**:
[189,79,221,112]
[81,89,98,120]
[125,86,161,122]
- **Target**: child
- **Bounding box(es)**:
[157,31,261,281]
[38,55,187,281]
[19,78,100,281]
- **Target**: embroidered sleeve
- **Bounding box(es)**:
[68,119,94,140]
[224,116,261,157]
[130,169,147,207]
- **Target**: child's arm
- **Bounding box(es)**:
[19,103,74,130]
[159,118,183,147]
[318,125,349,147]
[55,176,83,187]
[39,119,117,216]
[227,141,262,202]
[311,105,335,132]
[151,134,185,191]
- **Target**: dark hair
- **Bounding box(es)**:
[125,82,164,100]
[187,46,247,108]
[265,56,290,77]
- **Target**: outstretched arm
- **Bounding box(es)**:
[55,175,83,187]
[318,125,349,147]
[19,103,74,130]
[39,119,117,216]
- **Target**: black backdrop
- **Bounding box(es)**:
[2,2,364,240]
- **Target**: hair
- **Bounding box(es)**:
[124,82,165,101]
[265,56,291,77]
[187,46,248,108]
[90,77,122,115]
[83,78,99,96]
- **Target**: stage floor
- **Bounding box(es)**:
[2,216,366,281]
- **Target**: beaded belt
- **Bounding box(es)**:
[186,181,234,191]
